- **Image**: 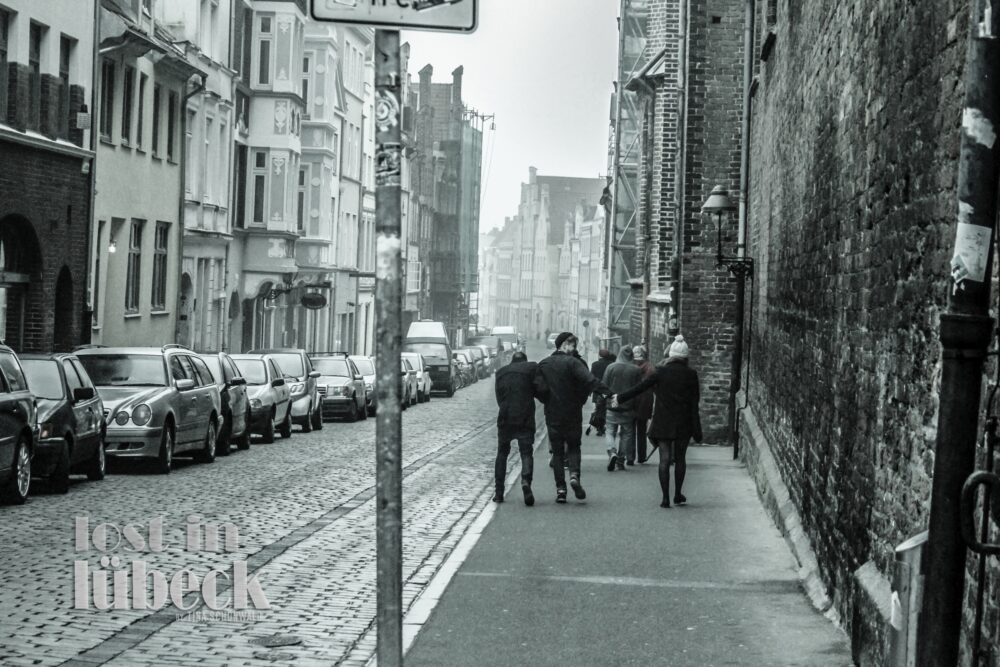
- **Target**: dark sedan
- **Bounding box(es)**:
[199,352,250,455]
[20,353,105,493]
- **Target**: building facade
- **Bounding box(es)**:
[0,0,95,353]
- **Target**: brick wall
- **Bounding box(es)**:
[739,0,997,662]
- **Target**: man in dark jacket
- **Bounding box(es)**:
[589,349,615,436]
[538,332,613,504]
[494,351,547,506]
[602,347,643,471]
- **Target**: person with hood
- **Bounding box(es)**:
[494,351,547,506]
[613,335,703,508]
[589,349,615,436]
[538,332,613,504]
[602,346,643,471]
[632,345,655,464]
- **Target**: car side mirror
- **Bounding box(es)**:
[271,378,285,387]
[175,378,196,391]
[228,377,247,387]
[308,370,321,379]
[73,387,95,402]
[355,375,363,380]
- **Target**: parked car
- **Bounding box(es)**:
[349,355,376,416]
[546,332,560,349]
[248,348,322,433]
[404,319,454,397]
[21,353,105,493]
[462,346,488,379]
[401,357,419,408]
[230,354,292,443]
[490,325,522,352]
[452,351,476,387]
[467,335,505,367]
[401,353,433,403]
[199,352,250,455]
[76,346,223,474]
[0,345,37,504]
[312,354,367,422]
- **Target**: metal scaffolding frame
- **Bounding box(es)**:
[607,0,649,337]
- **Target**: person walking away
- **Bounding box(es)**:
[589,349,615,437]
[602,346,643,471]
[632,345,655,464]
[613,335,703,508]
[494,351,547,506]
[538,332,613,504]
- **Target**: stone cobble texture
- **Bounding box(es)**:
[0,380,504,666]
[738,0,998,663]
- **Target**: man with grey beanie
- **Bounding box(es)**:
[602,346,643,471]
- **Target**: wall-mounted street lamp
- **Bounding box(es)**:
[702,185,753,280]
[108,240,117,254]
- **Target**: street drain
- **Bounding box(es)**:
[253,651,298,662]
[249,634,303,648]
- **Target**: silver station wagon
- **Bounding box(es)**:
[76,345,222,474]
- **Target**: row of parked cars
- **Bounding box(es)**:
[0,334,507,505]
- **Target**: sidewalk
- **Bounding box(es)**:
[404,435,853,666]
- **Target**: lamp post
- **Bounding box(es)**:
[702,186,751,459]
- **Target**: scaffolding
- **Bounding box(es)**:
[606,0,649,341]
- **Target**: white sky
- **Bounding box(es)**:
[402,0,620,235]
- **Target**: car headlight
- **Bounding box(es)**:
[290,382,305,394]
[131,404,152,427]
[340,385,352,397]
[114,411,129,426]
[365,382,373,391]
[39,422,55,439]
[250,398,262,409]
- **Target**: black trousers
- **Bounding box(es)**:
[496,430,534,492]
[548,425,582,489]
[635,418,649,463]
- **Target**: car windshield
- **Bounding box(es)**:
[352,358,374,375]
[78,355,166,386]
[455,353,469,363]
[403,342,448,359]
[201,356,224,384]
[270,353,305,378]
[495,333,518,344]
[233,359,267,385]
[468,336,500,349]
[21,359,65,400]
[314,358,351,377]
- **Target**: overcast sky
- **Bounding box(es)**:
[402,0,619,235]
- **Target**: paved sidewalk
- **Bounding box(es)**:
[405,440,853,666]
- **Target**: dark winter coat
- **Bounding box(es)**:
[590,355,613,403]
[538,351,612,434]
[495,361,546,434]
[618,358,703,442]
[602,351,644,417]
[633,360,655,421]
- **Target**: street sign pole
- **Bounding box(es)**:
[374,28,403,667]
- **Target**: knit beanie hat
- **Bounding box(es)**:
[667,335,690,359]
[554,331,575,349]
[633,345,647,361]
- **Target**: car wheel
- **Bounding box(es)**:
[236,410,251,451]
[1,435,30,504]
[262,409,276,444]
[311,405,323,431]
[347,399,359,422]
[358,398,368,420]
[301,399,313,433]
[217,413,232,456]
[155,425,174,475]
[446,382,455,397]
[197,419,217,463]
[50,439,71,494]
[87,434,106,481]
[279,409,293,439]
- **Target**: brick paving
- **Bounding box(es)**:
[0,379,509,667]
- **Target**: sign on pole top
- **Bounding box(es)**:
[311,0,478,33]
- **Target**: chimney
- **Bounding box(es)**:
[419,64,433,110]
[529,166,538,185]
[451,65,464,106]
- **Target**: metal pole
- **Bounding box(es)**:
[918,1,1000,663]
[374,29,403,667]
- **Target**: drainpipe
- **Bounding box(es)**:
[176,72,207,345]
[670,0,690,338]
[85,0,100,345]
[729,0,754,459]
[917,2,1000,664]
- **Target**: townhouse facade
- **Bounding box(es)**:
[0,0,95,352]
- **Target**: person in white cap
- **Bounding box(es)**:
[612,334,703,507]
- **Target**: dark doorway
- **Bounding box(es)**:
[53,266,74,351]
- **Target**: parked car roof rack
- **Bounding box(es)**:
[73,344,107,351]
[161,344,191,351]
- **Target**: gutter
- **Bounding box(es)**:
[175,72,207,344]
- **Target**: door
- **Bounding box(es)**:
[268,359,289,423]
[71,359,104,456]
[62,360,96,462]
[189,355,219,434]
[172,355,201,446]
[0,352,31,472]
[223,355,248,436]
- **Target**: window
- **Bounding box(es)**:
[252,150,267,224]
[151,222,168,310]
[121,65,135,144]
[0,353,27,392]
[125,220,143,313]
[297,167,307,233]
[177,355,198,386]
[62,360,84,394]
[331,129,339,175]
[59,37,73,139]
[302,55,311,117]
[203,115,213,200]
[100,59,115,138]
[185,109,196,194]
[190,355,214,387]
[234,145,248,228]
[0,11,9,122]
[28,23,43,131]
[136,73,147,149]
[241,10,252,80]
[167,91,178,160]
[257,16,272,85]
[151,83,161,154]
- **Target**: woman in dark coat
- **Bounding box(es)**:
[615,335,703,507]
[631,345,655,464]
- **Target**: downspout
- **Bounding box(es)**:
[85,0,100,344]
[670,0,690,337]
[918,2,1000,664]
[729,0,755,458]
[176,72,207,345]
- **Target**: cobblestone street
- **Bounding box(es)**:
[0,378,511,667]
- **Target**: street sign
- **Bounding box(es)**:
[310,0,477,33]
